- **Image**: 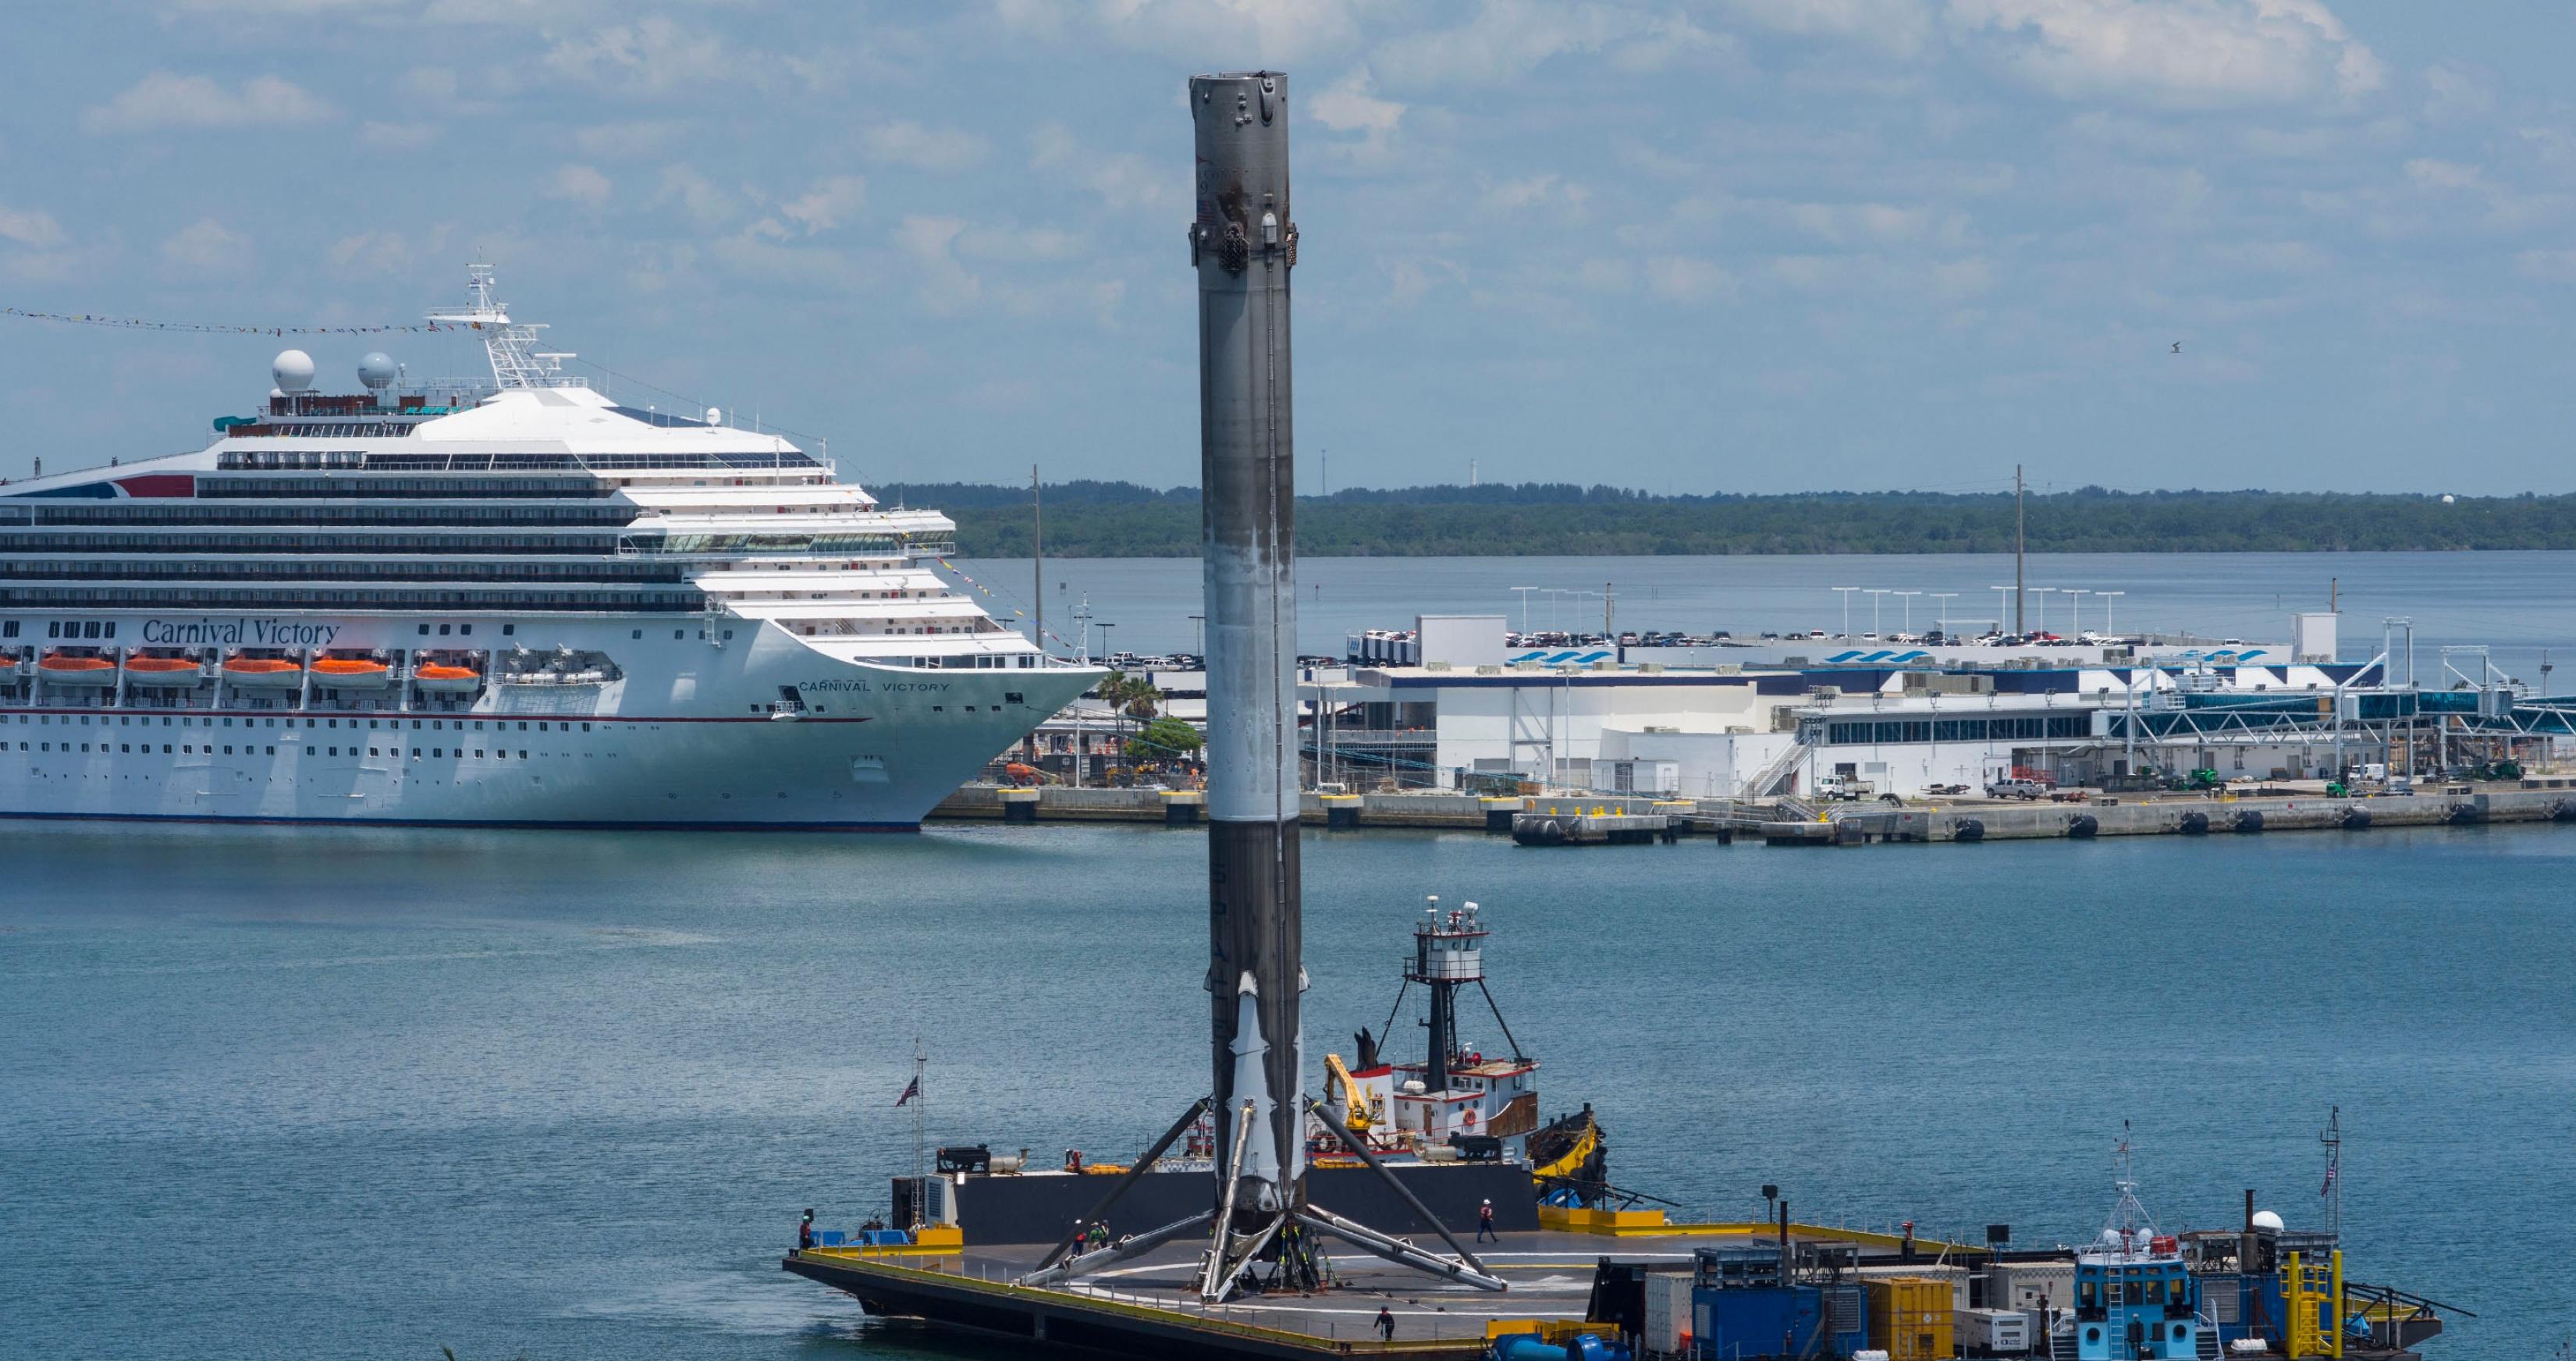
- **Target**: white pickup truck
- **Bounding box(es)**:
[1984,777,2048,800]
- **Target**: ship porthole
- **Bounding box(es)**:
[2085,1327,2101,1345]
[2173,1324,2188,1340]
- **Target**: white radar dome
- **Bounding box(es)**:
[272,349,316,393]
[357,352,397,389]
[704,405,723,425]
[2251,1210,2284,1231]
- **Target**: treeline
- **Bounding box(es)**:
[875,481,2576,556]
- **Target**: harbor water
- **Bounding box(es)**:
[5,816,2571,1360]
[965,550,2576,682]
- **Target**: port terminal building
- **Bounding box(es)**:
[1307,614,2573,799]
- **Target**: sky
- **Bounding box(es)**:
[2,1,2573,496]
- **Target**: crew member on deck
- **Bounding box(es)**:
[1477,1199,1498,1242]
[798,1208,815,1251]
[1376,1306,1395,1341]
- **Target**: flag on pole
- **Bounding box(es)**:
[2321,1153,2337,1196]
[895,1076,921,1107]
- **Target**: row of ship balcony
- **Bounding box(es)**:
[0,645,621,712]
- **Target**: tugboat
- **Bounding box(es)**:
[1316,896,1608,1204]
[2060,1135,2201,1360]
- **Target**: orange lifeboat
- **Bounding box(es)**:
[312,656,393,690]
[38,652,118,687]
[414,662,483,695]
[123,655,205,688]
[222,656,306,689]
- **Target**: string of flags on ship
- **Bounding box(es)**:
[1,305,460,336]
[935,556,1082,655]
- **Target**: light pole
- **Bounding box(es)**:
[1833,587,1860,638]
[1865,589,1891,637]
[2065,589,2089,637]
[1931,592,1958,634]
[1894,590,1921,636]
[1510,586,1540,632]
[2098,591,2124,637]
[1189,614,1206,657]
[1989,586,2014,635]
[2028,588,2055,634]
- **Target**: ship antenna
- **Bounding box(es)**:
[2320,1105,2342,1241]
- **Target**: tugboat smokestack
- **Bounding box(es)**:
[1189,69,1303,1217]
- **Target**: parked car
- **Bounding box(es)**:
[1985,777,2047,800]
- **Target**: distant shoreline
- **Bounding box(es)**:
[898,482,2576,556]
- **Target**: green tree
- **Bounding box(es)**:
[1127,715,1205,762]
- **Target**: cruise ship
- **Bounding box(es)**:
[0,265,1099,829]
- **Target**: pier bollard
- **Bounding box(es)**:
[1000,787,1040,824]
[1161,790,1205,826]
[1480,797,1524,833]
[1322,794,1362,830]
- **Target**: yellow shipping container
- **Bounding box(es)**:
[1865,1275,1956,1361]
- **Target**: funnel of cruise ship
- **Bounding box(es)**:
[0,265,1102,830]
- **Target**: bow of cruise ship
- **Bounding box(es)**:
[0,265,1101,830]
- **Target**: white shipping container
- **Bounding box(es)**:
[1957,1306,2031,1354]
[1640,1272,1693,1357]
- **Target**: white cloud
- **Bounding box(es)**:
[1309,71,1404,134]
[548,164,614,208]
[0,201,67,250]
[783,176,869,233]
[862,121,988,172]
[657,163,739,229]
[1947,0,2385,109]
[327,230,419,275]
[403,67,460,101]
[82,73,331,135]
[1030,124,1181,214]
[359,121,442,151]
[544,18,743,96]
[160,218,254,275]
[2422,62,2495,125]
[1481,174,1591,217]
[894,215,982,314]
[1720,0,1936,59]
[1646,254,1736,302]
[2404,158,2485,192]
[571,120,691,159]
[1014,0,1366,67]
[1373,2,1682,87]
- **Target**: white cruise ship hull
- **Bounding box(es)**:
[0,614,1095,830]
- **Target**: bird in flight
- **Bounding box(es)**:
[2171,341,2183,354]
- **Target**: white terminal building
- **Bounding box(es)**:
[1309,613,2424,799]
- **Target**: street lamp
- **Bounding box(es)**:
[1894,590,1921,636]
[2065,589,2089,637]
[2098,591,2124,636]
[1833,587,1860,638]
[1864,588,1891,637]
[2027,588,2055,634]
[1189,614,1205,657]
[1989,585,2014,635]
[1510,586,1541,632]
[1930,592,1958,633]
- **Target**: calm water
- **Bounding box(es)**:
[958,551,2576,683]
[6,818,2572,1359]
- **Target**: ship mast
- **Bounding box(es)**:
[425,262,576,390]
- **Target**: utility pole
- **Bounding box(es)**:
[2014,464,2026,635]
[1603,581,1614,638]
[1032,464,1045,656]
